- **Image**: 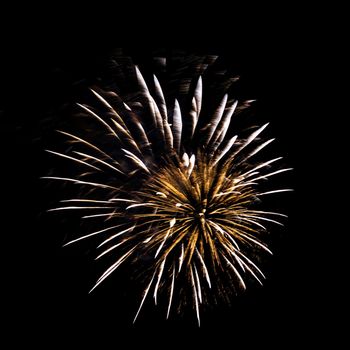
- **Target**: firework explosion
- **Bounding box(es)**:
[44,52,292,325]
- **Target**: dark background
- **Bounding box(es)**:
[2,22,328,347]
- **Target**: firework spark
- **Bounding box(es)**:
[44,53,292,325]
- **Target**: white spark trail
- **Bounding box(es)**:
[61,199,112,204]
[238,232,273,255]
[257,189,294,196]
[236,251,267,280]
[89,89,130,131]
[172,99,183,153]
[237,138,275,165]
[97,225,136,247]
[63,224,124,246]
[47,206,113,212]
[95,241,126,260]
[45,150,101,171]
[204,94,228,145]
[213,135,238,165]
[166,264,176,319]
[153,75,168,120]
[223,255,246,290]
[241,214,284,226]
[74,151,124,174]
[190,266,201,326]
[240,157,283,178]
[195,248,211,288]
[56,130,117,163]
[41,176,119,190]
[210,100,238,152]
[133,271,157,323]
[90,246,137,293]
[194,76,202,117]
[153,257,167,305]
[249,168,293,182]
[178,243,184,272]
[82,212,116,219]
[122,149,150,173]
[230,123,269,158]
[77,103,120,140]
[193,263,202,303]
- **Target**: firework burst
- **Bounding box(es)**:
[44,52,292,325]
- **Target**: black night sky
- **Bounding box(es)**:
[2,20,330,347]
